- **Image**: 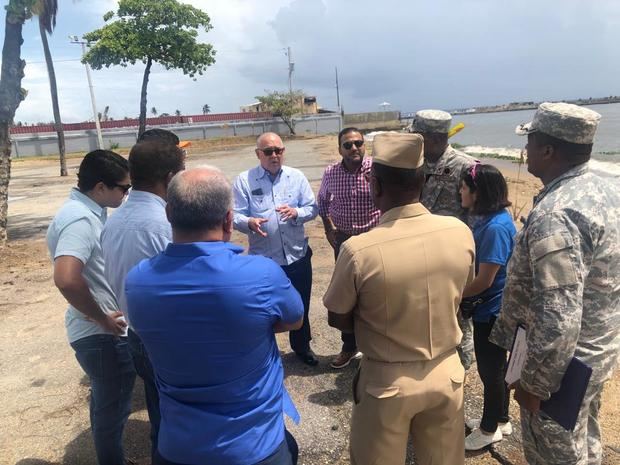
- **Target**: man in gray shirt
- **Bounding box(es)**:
[101,140,185,461]
[47,150,135,465]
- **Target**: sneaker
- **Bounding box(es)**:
[330,351,362,369]
[466,418,513,436]
[465,428,503,451]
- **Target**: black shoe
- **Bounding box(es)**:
[296,350,319,366]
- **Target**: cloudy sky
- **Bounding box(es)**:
[3,0,620,124]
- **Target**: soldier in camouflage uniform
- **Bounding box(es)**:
[490,102,620,465]
[410,109,477,370]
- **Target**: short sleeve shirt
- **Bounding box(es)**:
[470,209,516,322]
[126,241,304,464]
[46,188,120,343]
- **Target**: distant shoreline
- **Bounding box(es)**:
[449,96,620,115]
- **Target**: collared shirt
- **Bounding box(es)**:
[317,157,381,235]
[420,145,477,222]
[323,203,475,362]
[490,163,620,400]
[101,190,171,326]
[46,188,119,343]
[233,165,318,266]
[125,241,303,465]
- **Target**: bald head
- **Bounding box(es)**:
[255,132,285,175]
[167,166,232,232]
[256,132,283,148]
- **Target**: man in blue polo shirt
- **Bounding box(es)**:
[126,166,303,465]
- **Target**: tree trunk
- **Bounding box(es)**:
[282,116,296,135]
[0,12,28,247]
[39,20,67,177]
[137,57,152,138]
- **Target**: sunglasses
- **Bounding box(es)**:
[342,140,364,150]
[259,146,285,156]
[113,183,132,194]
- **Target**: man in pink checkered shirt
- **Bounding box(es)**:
[318,127,381,369]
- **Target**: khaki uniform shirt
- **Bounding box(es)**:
[490,163,620,400]
[323,203,475,362]
[421,145,476,222]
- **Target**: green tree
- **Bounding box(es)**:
[82,0,216,137]
[0,0,50,246]
[202,103,210,114]
[255,90,304,135]
[151,106,157,116]
[34,0,66,176]
[175,109,182,117]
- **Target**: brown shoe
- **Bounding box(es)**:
[330,350,362,369]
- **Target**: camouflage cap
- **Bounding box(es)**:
[515,102,601,144]
[373,132,424,169]
[411,109,452,134]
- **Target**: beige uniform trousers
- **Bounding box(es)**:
[350,350,465,465]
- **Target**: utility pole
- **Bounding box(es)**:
[70,36,104,149]
[335,66,341,114]
[286,46,294,96]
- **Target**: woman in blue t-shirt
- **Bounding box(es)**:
[459,164,517,451]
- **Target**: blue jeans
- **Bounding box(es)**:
[154,430,298,465]
[71,335,136,465]
[128,329,161,461]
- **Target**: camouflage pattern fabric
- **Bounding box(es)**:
[420,145,477,223]
[491,163,620,464]
[515,102,601,145]
[420,145,477,370]
[410,109,452,134]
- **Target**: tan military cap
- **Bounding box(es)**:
[410,109,452,134]
[373,132,424,169]
[515,102,601,144]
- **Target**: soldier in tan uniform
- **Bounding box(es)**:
[410,109,477,371]
[323,132,475,465]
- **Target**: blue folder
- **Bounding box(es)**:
[540,357,592,431]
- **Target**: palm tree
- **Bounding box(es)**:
[202,103,210,115]
[151,106,157,116]
[175,109,182,117]
[1,2,58,245]
[35,0,67,176]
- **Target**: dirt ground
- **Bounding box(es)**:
[0,135,618,465]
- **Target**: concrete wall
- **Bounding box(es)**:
[11,114,342,158]
[343,111,401,125]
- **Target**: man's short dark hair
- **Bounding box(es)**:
[461,164,511,215]
[129,141,185,189]
[532,132,592,164]
[372,162,425,192]
[338,127,363,146]
[77,150,128,192]
[138,128,180,146]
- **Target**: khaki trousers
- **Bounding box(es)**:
[350,350,465,465]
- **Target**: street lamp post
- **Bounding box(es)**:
[70,36,104,149]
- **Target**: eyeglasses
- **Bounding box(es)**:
[342,140,364,150]
[113,183,132,194]
[258,146,285,156]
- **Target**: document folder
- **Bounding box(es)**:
[506,326,592,431]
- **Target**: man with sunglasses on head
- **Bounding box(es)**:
[318,128,381,369]
[409,110,477,372]
[233,132,319,366]
[101,141,186,463]
[47,150,135,465]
